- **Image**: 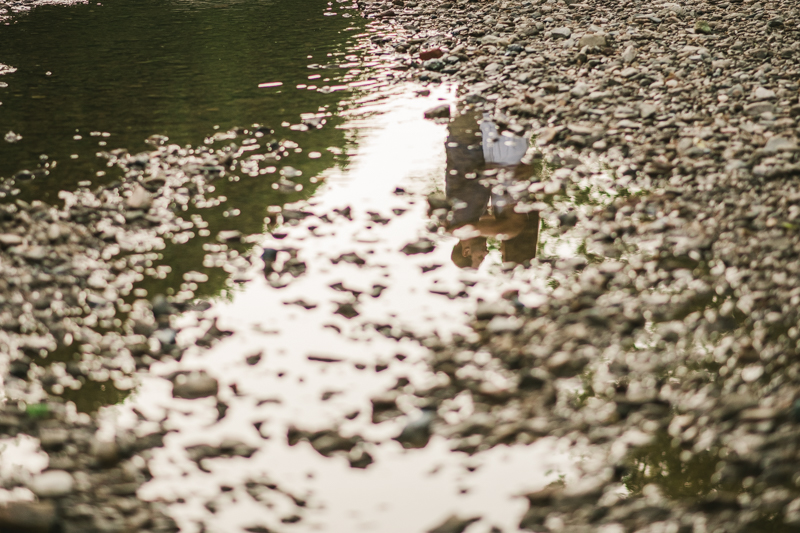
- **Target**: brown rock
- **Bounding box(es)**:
[419,48,444,61]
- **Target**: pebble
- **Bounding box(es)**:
[28,470,75,498]
[172,371,219,399]
[424,104,451,119]
[427,515,480,533]
[578,33,605,49]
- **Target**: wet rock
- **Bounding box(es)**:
[475,300,514,320]
[395,407,436,449]
[427,515,480,533]
[91,439,120,467]
[348,447,374,469]
[558,212,578,228]
[424,104,451,119]
[172,371,219,399]
[217,230,242,242]
[28,470,74,498]
[332,252,365,265]
[309,430,359,457]
[0,501,56,533]
[423,58,445,71]
[152,328,177,346]
[335,302,360,319]
[38,426,69,450]
[401,238,436,254]
[151,294,174,317]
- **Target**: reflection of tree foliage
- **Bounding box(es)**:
[60,379,128,414]
[622,431,719,499]
[35,342,132,413]
[0,0,365,201]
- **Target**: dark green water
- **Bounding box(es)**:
[0,0,385,412]
[0,0,366,202]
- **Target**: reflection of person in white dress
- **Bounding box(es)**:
[445,113,540,269]
[480,115,528,167]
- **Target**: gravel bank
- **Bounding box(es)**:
[354,0,800,531]
[3,0,800,531]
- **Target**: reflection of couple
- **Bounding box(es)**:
[445,113,540,269]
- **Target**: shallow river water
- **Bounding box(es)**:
[0,1,658,532]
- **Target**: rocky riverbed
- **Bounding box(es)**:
[356,0,800,531]
[2,0,800,532]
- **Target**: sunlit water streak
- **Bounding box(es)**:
[90,85,600,533]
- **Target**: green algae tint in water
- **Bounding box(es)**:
[0,0,382,413]
[0,0,364,202]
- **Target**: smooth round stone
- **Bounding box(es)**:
[28,470,75,498]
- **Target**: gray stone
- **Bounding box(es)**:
[423,58,444,71]
[551,27,572,39]
[579,33,606,48]
[640,103,658,120]
[744,102,775,116]
[664,2,684,16]
[480,34,510,46]
[621,45,637,64]
[427,515,480,533]
[425,104,450,119]
[91,439,120,467]
[570,82,590,98]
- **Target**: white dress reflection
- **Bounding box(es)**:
[445,113,540,269]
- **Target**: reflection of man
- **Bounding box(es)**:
[444,113,540,269]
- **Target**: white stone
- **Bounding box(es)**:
[551,27,572,39]
[764,136,797,153]
[754,87,776,100]
[579,33,606,48]
[664,2,685,15]
[621,45,637,64]
[570,82,590,98]
[640,103,658,119]
[125,184,152,210]
[29,470,74,498]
